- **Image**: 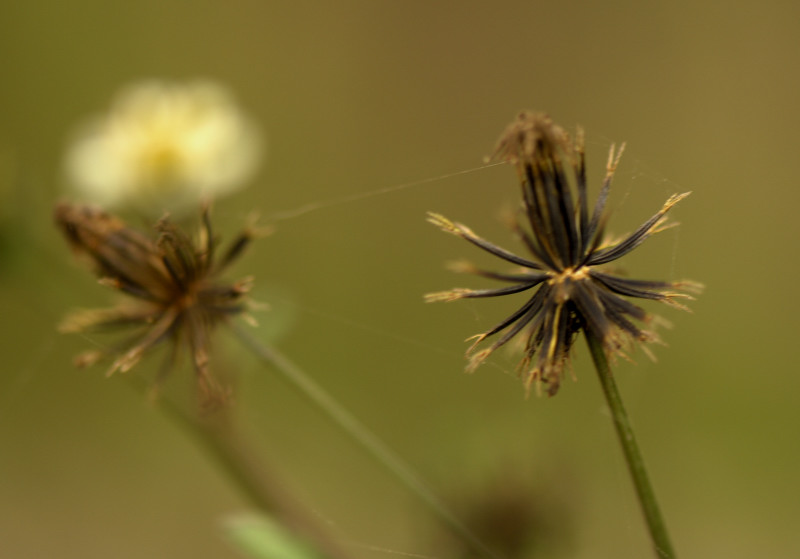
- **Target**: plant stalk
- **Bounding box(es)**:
[233,323,500,559]
[156,393,351,559]
[585,331,676,559]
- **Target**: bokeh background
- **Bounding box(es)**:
[1,1,799,558]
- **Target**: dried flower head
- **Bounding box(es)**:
[55,202,263,405]
[64,80,262,214]
[427,111,701,395]
[438,471,572,559]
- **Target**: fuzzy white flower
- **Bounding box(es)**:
[65,80,262,213]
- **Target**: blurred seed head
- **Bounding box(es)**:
[432,468,575,559]
[55,202,264,407]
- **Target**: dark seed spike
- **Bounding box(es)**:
[467,268,549,283]
[479,287,549,339]
[157,226,197,285]
[510,218,556,270]
[104,228,157,262]
[532,301,562,388]
[199,283,251,301]
[591,271,677,292]
[525,157,550,228]
[54,203,173,298]
[587,223,657,266]
[108,306,180,375]
[460,231,544,270]
[521,165,549,242]
[537,158,571,267]
[550,156,580,266]
[482,293,548,355]
[548,302,573,387]
[582,281,646,336]
[523,164,563,268]
[161,253,187,291]
[101,277,163,302]
[585,182,610,246]
[587,193,688,266]
[603,301,645,340]
[86,251,146,292]
[180,235,200,282]
[216,231,253,272]
[458,282,543,299]
[93,232,172,297]
[574,128,589,250]
[59,305,161,333]
[521,303,550,359]
[555,302,570,355]
[534,162,568,268]
[197,300,248,317]
[547,303,569,364]
[206,304,248,316]
[589,271,674,301]
[581,211,610,266]
[570,281,615,345]
[525,285,557,348]
[585,144,621,245]
[532,301,568,387]
[176,244,196,284]
[594,286,649,322]
[520,166,540,225]
[561,304,582,354]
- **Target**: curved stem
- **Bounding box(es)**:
[585,331,676,559]
[155,393,351,559]
[233,323,501,559]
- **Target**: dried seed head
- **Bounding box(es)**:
[428,112,702,395]
[487,111,572,165]
[55,201,261,406]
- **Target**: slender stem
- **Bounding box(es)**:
[233,323,501,559]
[585,331,676,559]
[154,393,352,559]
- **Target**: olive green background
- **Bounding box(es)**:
[1,2,799,558]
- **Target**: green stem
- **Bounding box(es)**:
[585,331,676,559]
[233,323,500,559]
[153,392,352,559]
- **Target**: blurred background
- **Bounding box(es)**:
[1,1,799,558]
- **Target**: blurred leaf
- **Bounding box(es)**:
[222,512,325,559]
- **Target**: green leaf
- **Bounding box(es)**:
[223,512,325,559]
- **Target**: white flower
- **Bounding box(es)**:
[65,80,263,214]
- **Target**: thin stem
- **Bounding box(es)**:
[152,391,351,559]
[585,331,676,559]
[233,323,502,559]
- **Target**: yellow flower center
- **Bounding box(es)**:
[548,266,589,303]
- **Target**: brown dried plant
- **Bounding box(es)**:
[55,202,262,405]
[427,112,701,395]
